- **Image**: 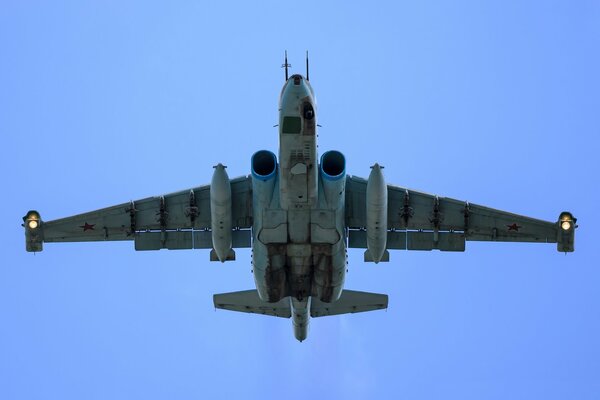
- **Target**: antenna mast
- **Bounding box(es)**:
[306,51,309,81]
[282,51,291,81]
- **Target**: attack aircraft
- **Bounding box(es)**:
[23,53,577,341]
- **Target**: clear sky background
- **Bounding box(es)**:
[1,1,599,399]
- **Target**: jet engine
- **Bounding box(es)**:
[250,150,287,302]
[251,150,278,209]
[319,150,346,208]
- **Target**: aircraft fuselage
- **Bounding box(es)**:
[250,74,347,340]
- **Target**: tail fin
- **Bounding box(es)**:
[213,290,291,318]
[311,290,388,317]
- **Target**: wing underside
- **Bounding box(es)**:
[24,176,253,251]
[345,175,575,253]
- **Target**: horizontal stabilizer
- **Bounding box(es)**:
[213,290,291,318]
[311,290,388,317]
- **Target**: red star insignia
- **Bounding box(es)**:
[80,222,95,231]
[507,223,521,232]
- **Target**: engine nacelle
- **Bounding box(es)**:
[251,150,278,210]
[250,150,287,302]
[319,150,346,208]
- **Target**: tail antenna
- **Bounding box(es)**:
[282,50,291,81]
[306,51,309,81]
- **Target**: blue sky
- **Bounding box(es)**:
[1,1,599,399]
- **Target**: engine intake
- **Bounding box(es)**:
[251,150,278,213]
[319,150,346,208]
[251,150,277,181]
[320,150,345,180]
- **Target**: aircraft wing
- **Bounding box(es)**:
[23,176,253,252]
[345,175,576,253]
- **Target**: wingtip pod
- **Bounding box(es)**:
[557,211,576,253]
[23,210,44,252]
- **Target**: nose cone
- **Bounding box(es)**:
[279,74,314,108]
[291,74,303,86]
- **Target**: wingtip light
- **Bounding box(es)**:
[559,211,576,231]
[23,210,41,229]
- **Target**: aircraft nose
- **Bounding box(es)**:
[279,73,313,109]
[291,74,303,85]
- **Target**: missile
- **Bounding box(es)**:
[366,163,388,263]
[210,163,233,262]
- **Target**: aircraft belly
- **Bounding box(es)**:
[253,207,347,302]
[289,172,308,203]
[288,209,310,243]
[279,134,317,209]
[287,248,312,300]
[312,242,346,303]
[252,241,287,302]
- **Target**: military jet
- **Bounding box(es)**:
[23,53,576,341]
